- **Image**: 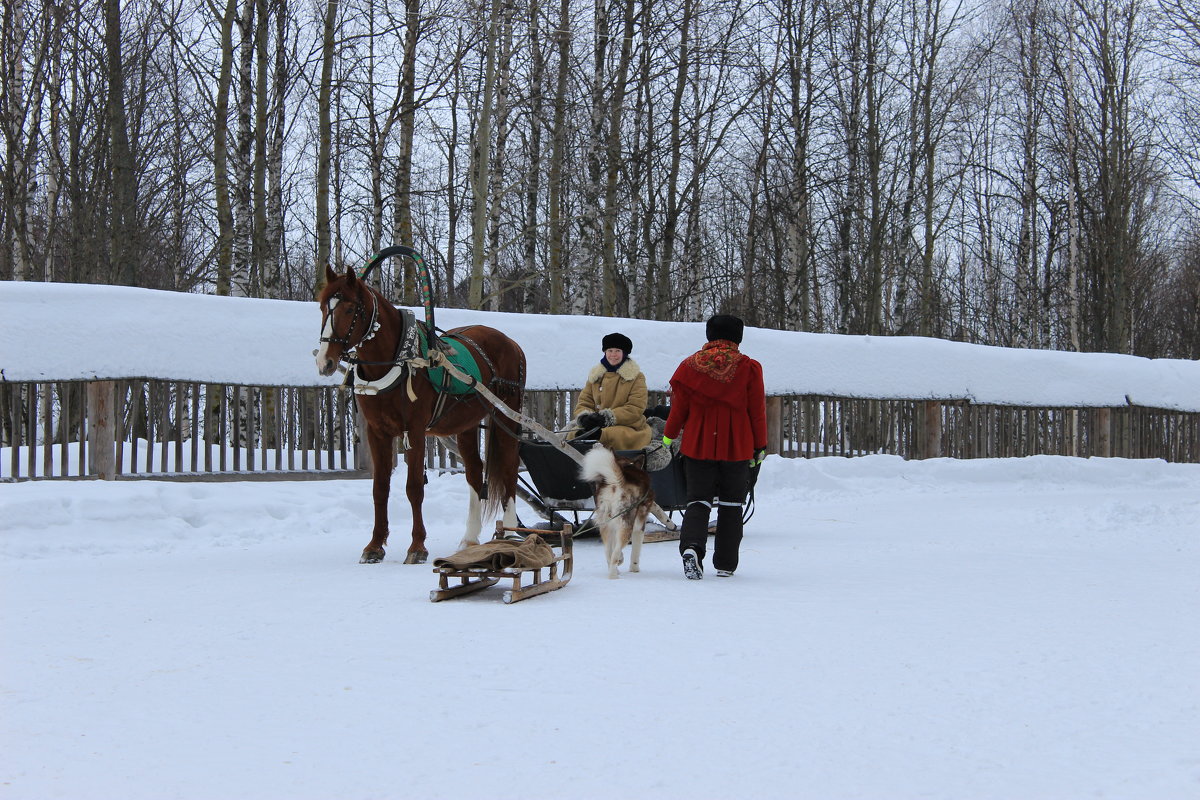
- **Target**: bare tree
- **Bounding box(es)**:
[315,0,339,291]
[1060,0,1159,353]
[1157,0,1200,205]
[545,0,573,313]
[212,0,237,295]
[1,0,54,281]
[468,0,504,308]
[105,0,141,286]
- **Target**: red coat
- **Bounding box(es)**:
[664,341,767,462]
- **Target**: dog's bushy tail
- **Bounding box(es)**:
[580,444,622,488]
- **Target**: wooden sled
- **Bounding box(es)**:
[430,523,574,604]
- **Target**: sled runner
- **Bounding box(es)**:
[430,523,574,604]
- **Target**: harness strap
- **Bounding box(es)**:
[592,488,653,526]
[423,348,582,466]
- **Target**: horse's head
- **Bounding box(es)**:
[315,264,378,376]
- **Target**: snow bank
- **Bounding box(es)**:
[3,281,1199,410]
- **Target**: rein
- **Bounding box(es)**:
[592,486,653,526]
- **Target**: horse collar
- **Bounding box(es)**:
[352,309,421,396]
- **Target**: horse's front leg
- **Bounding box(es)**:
[402,434,430,564]
[360,426,394,564]
[456,429,486,551]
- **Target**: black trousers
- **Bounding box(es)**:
[678,457,750,572]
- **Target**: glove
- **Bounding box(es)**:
[750,448,767,467]
[645,404,671,421]
[662,435,680,454]
[577,412,605,431]
[662,435,672,448]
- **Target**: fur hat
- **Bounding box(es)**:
[705,314,744,344]
[601,332,633,353]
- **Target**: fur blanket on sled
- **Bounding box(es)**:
[433,534,556,571]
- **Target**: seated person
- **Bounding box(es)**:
[570,332,653,452]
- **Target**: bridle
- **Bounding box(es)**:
[318,284,417,398]
[319,287,380,360]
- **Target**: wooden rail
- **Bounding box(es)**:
[765,396,1199,461]
[3,381,1198,481]
[2,380,365,481]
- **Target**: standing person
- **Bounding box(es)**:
[662,315,767,579]
[570,332,653,451]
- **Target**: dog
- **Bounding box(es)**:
[580,444,656,579]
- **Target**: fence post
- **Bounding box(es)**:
[1096,407,1112,457]
[766,396,783,454]
[923,400,942,459]
[87,380,116,479]
[355,405,370,471]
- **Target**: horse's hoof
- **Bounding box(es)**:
[360,550,385,564]
[403,550,428,565]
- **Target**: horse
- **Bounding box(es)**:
[314,263,526,564]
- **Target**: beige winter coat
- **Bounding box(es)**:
[571,358,653,451]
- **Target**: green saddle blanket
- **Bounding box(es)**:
[422,329,483,395]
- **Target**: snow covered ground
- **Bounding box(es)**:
[3,453,1199,799]
[3,279,1199,796]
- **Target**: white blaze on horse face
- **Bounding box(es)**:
[315,297,339,375]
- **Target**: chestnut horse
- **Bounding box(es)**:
[315,264,526,564]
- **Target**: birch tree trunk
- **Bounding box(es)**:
[263,0,287,297]
[42,7,64,282]
[232,0,255,297]
[782,0,818,331]
[659,0,693,320]
[546,0,571,314]
[106,0,138,286]
[393,0,421,301]
[2,0,31,281]
[315,0,339,290]
[600,0,637,315]
[469,0,502,309]
[252,0,269,296]
[523,0,546,310]
[485,0,514,312]
[213,0,237,296]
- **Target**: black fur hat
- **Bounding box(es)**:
[602,332,633,353]
[705,314,744,344]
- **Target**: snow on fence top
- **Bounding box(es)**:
[3,281,1199,411]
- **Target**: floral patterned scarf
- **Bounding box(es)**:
[686,340,745,384]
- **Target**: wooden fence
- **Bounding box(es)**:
[2,380,1198,482]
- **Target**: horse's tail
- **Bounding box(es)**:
[483,344,526,517]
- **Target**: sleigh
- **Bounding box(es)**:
[516,434,688,539]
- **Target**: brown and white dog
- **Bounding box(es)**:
[580,444,655,579]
